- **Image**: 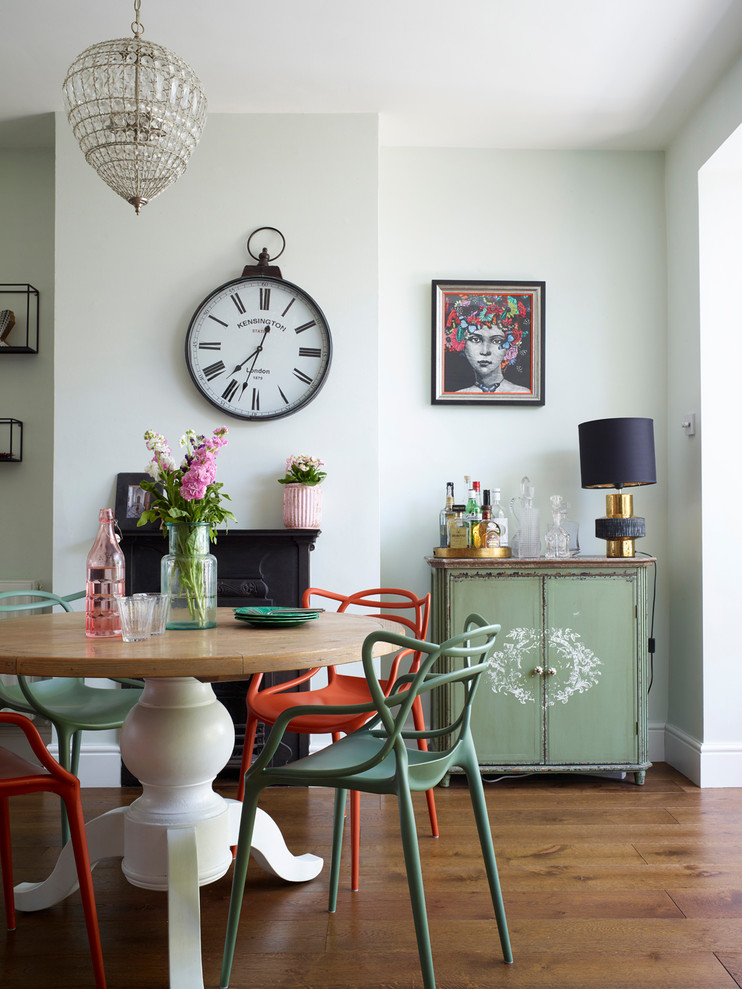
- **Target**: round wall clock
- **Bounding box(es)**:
[185,229,332,421]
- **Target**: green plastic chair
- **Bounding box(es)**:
[0,590,143,841]
[220,613,513,989]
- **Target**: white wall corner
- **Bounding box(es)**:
[664,721,702,786]
[666,723,742,787]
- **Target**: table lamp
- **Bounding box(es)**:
[578,417,656,557]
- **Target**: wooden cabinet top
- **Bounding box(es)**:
[426,555,656,571]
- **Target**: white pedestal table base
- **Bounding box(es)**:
[13,677,323,989]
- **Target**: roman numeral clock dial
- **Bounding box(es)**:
[185,230,332,421]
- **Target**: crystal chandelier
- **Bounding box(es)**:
[62,0,207,214]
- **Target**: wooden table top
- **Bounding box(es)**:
[0,608,388,681]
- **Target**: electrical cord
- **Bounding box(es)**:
[637,551,657,693]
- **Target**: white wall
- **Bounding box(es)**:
[379,147,669,739]
[0,150,55,587]
[665,51,742,785]
[699,151,742,784]
[52,113,381,598]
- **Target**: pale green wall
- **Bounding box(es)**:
[6,88,742,783]
[379,147,669,736]
[0,150,55,587]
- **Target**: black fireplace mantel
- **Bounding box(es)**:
[120,527,320,608]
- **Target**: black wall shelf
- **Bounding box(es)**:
[0,284,39,353]
[0,418,23,462]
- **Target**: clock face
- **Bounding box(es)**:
[185,276,332,421]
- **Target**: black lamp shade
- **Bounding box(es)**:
[578,417,656,489]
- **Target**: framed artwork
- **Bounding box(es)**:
[115,473,159,531]
[431,280,545,406]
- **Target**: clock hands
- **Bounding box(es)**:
[231,325,270,375]
[238,325,270,399]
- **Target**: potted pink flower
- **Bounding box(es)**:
[278,455,326,528]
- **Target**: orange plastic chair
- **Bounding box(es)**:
[0,712,106,988]
[238,587,438,891]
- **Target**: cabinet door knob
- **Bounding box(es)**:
[547,667,557,676]
[533,666,544,676]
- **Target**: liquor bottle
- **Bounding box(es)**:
[491,488,509,547]
[472,493,501,549]
[464,477,481,525]
[545,494,570,559]
[439,481,455,547]
[448,505,471,549]
[86,508,125,638]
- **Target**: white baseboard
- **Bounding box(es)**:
[663,722,742,788]
[30,724,742,790]
[648,722,665,764]
[49,742,125,787]
[663,722,701,785]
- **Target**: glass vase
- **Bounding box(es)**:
[161,523,217,630]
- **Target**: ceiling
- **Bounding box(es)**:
[2,0,742,150]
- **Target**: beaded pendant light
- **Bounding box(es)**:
[62,0,207,214]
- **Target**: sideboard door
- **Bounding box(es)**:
[544,572,639,767]
[448,571,543,766]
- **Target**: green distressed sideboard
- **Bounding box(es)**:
[427,556,654,785]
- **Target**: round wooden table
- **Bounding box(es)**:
[0,607,387,989]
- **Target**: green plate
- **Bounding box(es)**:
[233,606,321,628]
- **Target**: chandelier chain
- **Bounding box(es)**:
[131,0,144,38]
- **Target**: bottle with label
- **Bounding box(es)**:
[439,481,455,547]
[464,477,481,526]
[86,508,125,638]
[472,493,501,549]
[491,488,509,547]
[448,505,471,549]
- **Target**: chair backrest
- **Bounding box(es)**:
[301,587,431,682]
[0,711,76,783]
[0,590,84,614]
[261,614,500,780]
[0,591,85,711]
[365,613,499,759]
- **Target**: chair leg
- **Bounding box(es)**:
[411,696,439,838]
[221,785,261,989]
[461,742,513,964]
[349,789,361,892]
[62,788,107,989]
[237,715,259,803]
[56,726,75,845]
[397,782,436,989]
[70,729,83,777]
[328,788,347,913]
[0,796,15,931]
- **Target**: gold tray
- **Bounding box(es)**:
[433,547,512,559]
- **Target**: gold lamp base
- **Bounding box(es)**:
[595,493,646,558]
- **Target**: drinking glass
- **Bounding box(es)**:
[115,595,155,642]
[134,593,170,635]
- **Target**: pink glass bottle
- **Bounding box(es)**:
[85,508,125,638]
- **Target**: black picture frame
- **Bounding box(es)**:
[115,473,159,531]
[431,280,545,407]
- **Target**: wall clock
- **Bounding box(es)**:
[185,229,332,421]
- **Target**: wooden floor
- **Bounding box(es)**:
[2,764,742,988]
